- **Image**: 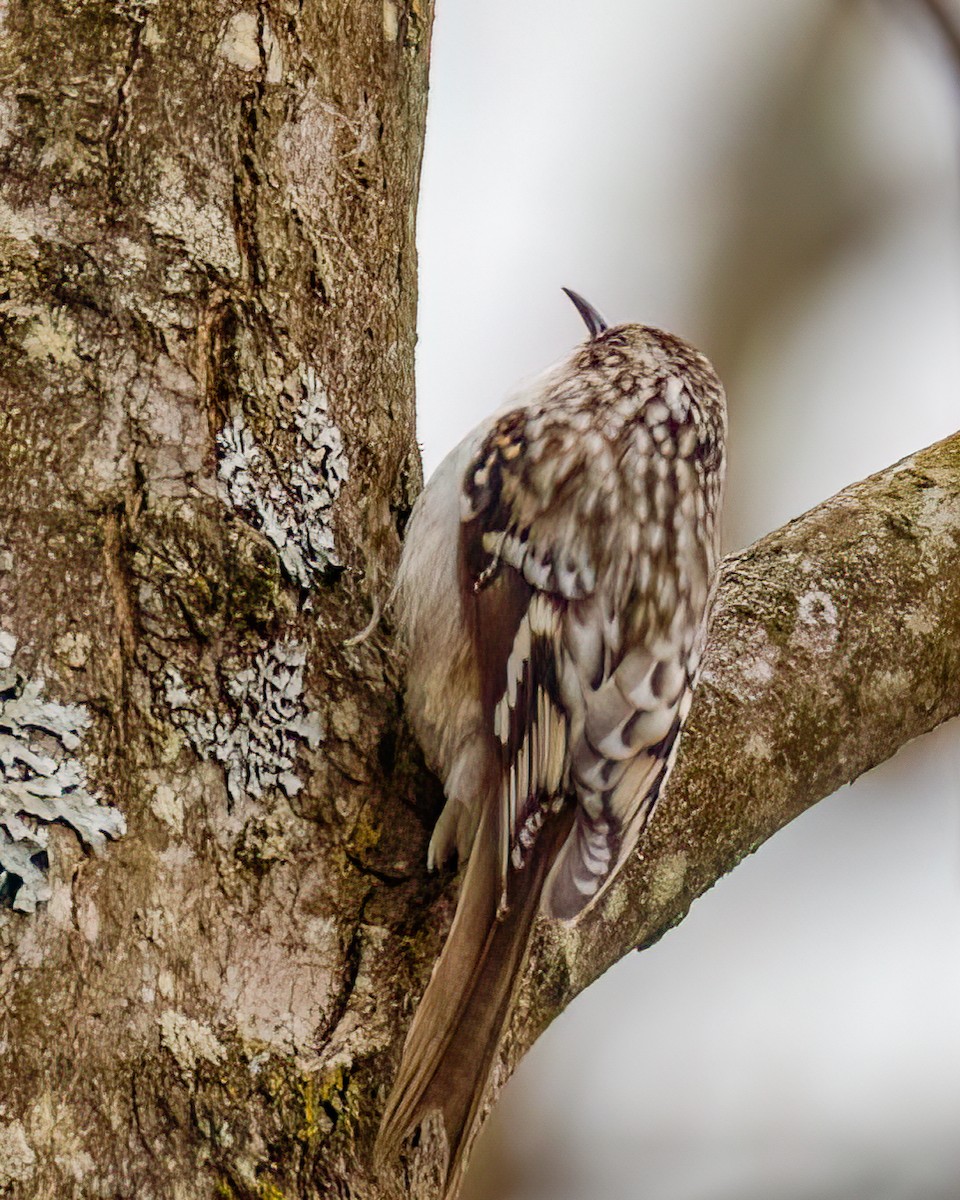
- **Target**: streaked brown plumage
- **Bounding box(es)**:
[377,292,726,1197]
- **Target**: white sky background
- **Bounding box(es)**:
[414,2,960,1199]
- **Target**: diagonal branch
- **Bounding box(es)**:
[505,428,960,1068]
[917,0,960,76]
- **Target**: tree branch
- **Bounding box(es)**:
[495,429,960,1084]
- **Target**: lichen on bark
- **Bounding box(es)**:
[0,627,125,913]
[0,1,431,1197]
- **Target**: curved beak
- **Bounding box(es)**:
[562,287,609,339]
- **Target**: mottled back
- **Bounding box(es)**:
[460,325,725,918]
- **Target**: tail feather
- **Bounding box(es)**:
[377,804,573,1198]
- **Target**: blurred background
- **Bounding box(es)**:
[414,2,960,1198]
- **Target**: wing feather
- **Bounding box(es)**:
[462,390,712,923]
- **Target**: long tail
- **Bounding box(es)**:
[377,804,572,1199]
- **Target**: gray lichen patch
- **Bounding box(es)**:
[217,364,348,588]
[792,586,840,654]
[164,641,324,806]
[0,629,125,913]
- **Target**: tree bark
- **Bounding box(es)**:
[0,4,958,1200]
[0,2,433,1197]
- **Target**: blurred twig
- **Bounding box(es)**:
[917,0,960,73]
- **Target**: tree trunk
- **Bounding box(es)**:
[0,2,434,1197]
[1,4,959,1200]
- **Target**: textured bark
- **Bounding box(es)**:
[0,3,958,1199]
[0,2,433,1198]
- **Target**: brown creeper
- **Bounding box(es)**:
[377,291,727,1195]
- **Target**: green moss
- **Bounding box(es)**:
[256,1183,287,1200]
[296,1076,322,1143]
[348,809,382,856]
[315,1063,345,1107]
[310,1061,364,1137]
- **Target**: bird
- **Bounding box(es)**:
[376,289,727,1197]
